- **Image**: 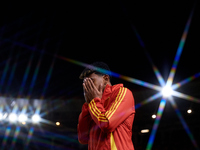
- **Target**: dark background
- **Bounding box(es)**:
[0,1,199,149]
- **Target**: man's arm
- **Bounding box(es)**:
[88,87,135,132]
[77,103,92,144]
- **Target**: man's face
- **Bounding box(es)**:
[84,73,105,90]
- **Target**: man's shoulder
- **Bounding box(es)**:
[112,84,132,91]
[111,84,133,98]
[111,84,129,94]
[111,84,123,91]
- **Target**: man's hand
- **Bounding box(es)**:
[83,78,103,103]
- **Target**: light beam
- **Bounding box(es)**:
[56,55,162,91]
[166,4,195,87]
[25,127,34,149]
[172,72,200,90]
[135,92,162,109]
[10,126,21,150]
[146,99,167,150]
[1,126,11,150]
[172,91,200,103]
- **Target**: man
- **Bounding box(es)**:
[77,62,135,150]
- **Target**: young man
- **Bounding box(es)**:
[78,62,135,150]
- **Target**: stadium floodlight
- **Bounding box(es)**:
[18,114,28,122]
[9,113,18,122]
[32,114,41,123]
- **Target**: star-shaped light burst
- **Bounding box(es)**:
[132,2,199,149]
[131,2,200,149]
[56,2,200,150]
[161,85,173,98]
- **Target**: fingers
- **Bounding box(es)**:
[83,78,103,100]
[83,82,88,92]
[83,78,96,91]
[83,81,90,103]
[83,79,89,93]
[88,78,96,90]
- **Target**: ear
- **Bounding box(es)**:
[103,75,110,84]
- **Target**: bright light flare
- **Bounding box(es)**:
[18,114,28,122]
[32,114,41,123]
[9,113,18,122]
[161,86,173,98]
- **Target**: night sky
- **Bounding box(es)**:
[0,1,199,149]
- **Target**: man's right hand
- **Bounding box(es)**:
[83,85,90,103]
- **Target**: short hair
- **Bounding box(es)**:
[79,62,111,79]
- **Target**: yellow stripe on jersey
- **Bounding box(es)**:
[105,87,123,117]
[88,101,99,118]
[105,87,127,120]
[110,132,117,150]
[89,99,108,122]
[108,88,127,120]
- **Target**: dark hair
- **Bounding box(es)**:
[79,62,111,79]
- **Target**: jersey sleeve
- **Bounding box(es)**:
[77,102,92,144]
[88,87,135,132]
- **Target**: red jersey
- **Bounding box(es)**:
[78,84,135,150]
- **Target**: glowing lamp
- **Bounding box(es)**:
[21,121,26,125]
[152,114,156,119]
[141,129,149,133]
[187,109,192,114]
[56,122,60,126]
[161,86,173,98]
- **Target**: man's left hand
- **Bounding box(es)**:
[83,78,103,103]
